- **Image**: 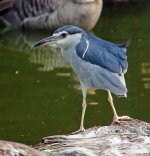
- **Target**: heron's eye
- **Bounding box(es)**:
[61,33,68,38]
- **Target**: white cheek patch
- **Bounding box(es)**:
[53,32,82,48]
[68,34,82,46]
[67,33,82,43]
[57,39,66,45]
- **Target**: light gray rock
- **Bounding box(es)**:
[35,119,150,156]
[0,140,44,156]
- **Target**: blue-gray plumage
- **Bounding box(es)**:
[76,35,128,74]
[33,25,131,133]
[75,33,129,96]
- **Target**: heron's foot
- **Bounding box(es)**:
[113,115,132,124]
[71,127,85,135]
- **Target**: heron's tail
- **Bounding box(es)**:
[117,74,127,97]
[116,73,127,97]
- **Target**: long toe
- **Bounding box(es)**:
[118,116,132,121]
[71,128,85,135]
[112,115,132,125]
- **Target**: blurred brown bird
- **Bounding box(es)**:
[0,0,103,30]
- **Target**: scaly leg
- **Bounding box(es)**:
[79,97,86,131]
[107,91,131,124]
[72,83,87,134]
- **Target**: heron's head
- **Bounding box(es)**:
[32,25,85,49]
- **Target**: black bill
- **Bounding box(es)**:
[32,36,62,48]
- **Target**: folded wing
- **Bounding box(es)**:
[76,34,129,74]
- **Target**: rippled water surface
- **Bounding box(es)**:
[0,2,149,145]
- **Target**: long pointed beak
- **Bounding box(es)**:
[32,36,62,48]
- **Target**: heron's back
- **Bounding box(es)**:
[76,34,129,74]
[61,46,127,97]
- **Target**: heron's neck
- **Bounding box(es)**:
[61,45,77,61]
[61,34,88,64]
[61,43,81,71]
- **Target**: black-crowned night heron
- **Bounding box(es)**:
[33,25,131,133]
[0,0,102,30]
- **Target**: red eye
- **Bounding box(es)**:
[61,33,67,38]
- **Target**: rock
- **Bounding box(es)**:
[0,140,44,156]
[35,119,150,156]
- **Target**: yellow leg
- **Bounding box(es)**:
[79,97,86,131]
[71,83,87,134]
[108,90,118,121]
[107,90,131,123]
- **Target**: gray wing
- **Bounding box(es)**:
[90,65,127,96]
[76,58,127,96]
[76,34,129,74]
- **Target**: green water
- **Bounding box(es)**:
[0,2,149,145]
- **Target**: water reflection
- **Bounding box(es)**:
[0,30,69,71]
[0,29,100,100]
[141,62,150,74]
[141,62,150,89]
